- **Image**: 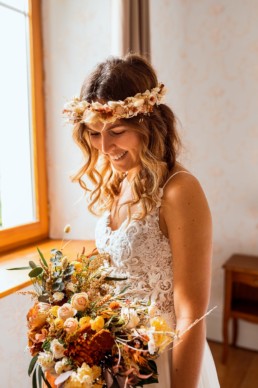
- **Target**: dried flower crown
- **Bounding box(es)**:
[63,83,166,125]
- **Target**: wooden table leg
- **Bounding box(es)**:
[232,317,238,347]
[222,270,232,364]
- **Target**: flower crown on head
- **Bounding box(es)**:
[63,83,167,125]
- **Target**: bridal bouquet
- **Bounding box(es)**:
[12,244,179,388]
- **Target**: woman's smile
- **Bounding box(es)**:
[109,151,128,161]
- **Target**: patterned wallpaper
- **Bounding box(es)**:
[150,0,258,348]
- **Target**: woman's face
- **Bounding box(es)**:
[86,120,142,174]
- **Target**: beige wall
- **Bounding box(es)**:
[150,0,258,348]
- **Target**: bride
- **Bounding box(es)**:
[66,53,220,387]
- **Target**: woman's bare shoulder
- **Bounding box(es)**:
[162,167,210,219]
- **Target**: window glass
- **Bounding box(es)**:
[0,0,35,229]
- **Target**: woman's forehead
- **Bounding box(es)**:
[87,119,129,132]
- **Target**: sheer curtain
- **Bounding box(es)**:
[111,0,150,60]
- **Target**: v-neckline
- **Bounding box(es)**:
[105,211,129,233]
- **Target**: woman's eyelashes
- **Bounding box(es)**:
[88,129,126,137]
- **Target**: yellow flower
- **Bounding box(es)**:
[79,316,91,327]
[150,317,171,348]
[150,317,168,331]
[54,318,64,330]
[70,261,83,272]
[90,316,105,332]
[51,306,59,317]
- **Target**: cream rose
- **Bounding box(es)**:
[53,292,65,302]
[57,303,77,321]
[64,317,79,334]
[71,292,89,312]
[63,363,94,388]
[50,339,66,359]
[55,357,72,375]
[37,351,55,371]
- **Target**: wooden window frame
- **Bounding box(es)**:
[0,0,48,254]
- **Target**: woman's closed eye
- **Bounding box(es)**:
[88,129,126,137]
[88,130,100,137]
[109,130,126,136]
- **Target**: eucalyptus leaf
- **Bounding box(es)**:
[7,266,31,270]
[29,267,43,278]
[32,368,37,388]
[37,247,48,267]
[58,282,65,291]
[37,365,42,388]
[52,282,62,291]
[40,368,52,388]
[29,261,37,269]
[28,355,38,376]
[42,340,51,351]
[53,250,63,260]
[63,266,74,276]
[105,276,127,281]
[38,294,49,303]
[63,273,72,279]
[53,277,63,284]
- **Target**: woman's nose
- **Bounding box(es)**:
[101,133,113,154]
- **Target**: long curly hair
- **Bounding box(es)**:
[72,54,181,220]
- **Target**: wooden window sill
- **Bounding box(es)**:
[0,239,95,299]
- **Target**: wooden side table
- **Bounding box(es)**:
[222,253,258,363]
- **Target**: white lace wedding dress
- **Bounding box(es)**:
[95,174,220,387]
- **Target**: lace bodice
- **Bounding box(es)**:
[95,188,175,325]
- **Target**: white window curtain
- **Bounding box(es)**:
[111,0,150,60]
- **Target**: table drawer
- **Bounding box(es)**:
[232,272,258,287]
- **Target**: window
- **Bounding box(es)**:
[0,0,48,254]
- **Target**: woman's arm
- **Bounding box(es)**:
[162,173,212,388]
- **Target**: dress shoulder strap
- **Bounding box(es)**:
[162,170,192,189]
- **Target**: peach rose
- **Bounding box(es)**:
[57,303,77,321]
[27,302,50,330]
[71,292,89,312]
[64,317,79,334]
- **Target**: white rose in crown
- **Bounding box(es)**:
[57,303,77,321]
[50,339,66,359]
[71,292,89,312]
[120,307,140,329]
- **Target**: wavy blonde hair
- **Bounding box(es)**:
[72,54,181,220]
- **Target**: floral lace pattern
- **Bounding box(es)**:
[95,199,175,326]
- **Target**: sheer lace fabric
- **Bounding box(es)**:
[95,202,175,326]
